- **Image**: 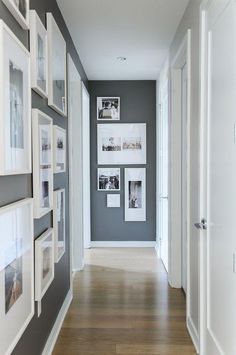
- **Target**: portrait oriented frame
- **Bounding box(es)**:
[2,0,30,29]
[125,168,146,222]
[0,198,34,355]
[53,189,66,263]
[53,125,66,174]
[29,10,48,98]
[0,20,31,176]
[32,109,54,219]
[97,97,120,121]
[97,123,146,165]
[47,13,67,117]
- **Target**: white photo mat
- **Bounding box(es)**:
[97,167,120,191]
[107,194,120,208]
[97,97,120,121]
[53,125,66,173]
[125,168,146,222]
[97,123,146,165]
[0,198,34,355]
[2,0,29,29]
[32,109,53,219]
[47,13,67,116]
[29,10,48,98]
[0,20,31,175]
[53,189,66,263]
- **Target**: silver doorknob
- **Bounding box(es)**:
[194,219,207,230]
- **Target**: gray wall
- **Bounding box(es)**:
[0,1,88,354]
[89,81,156,242]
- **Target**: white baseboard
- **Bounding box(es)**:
[42,289,72,355]
[155,242,160,257]
[90,241,157,248]
[187,316,200,354]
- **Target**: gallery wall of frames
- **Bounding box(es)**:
[90,81,156,242]
[0,0,88,354]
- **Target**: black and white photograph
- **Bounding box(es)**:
[125,168,146,221]
[40,167,50,209]
[53,126,66,173]
[40,125,51,165]
[98,124,146,165]
[10,61,24,150]
[98,168,120,191]
[37,34,46,91]
[2,0,29,29]
[53,189,65,263]
[97,97,120,120]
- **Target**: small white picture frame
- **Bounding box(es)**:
[53,126,66,173]
[32,109,54,219]
[97,97,120,120]
[29,10,48,98]
[125,168,146,222]
[53,189,66,263]
[2,0,29,29]
[0,20,31,175]
[0,198,34,355]
[107,194,120,208]
[35,228,54,304]
[97,168,120,191]
[47,13,67,116]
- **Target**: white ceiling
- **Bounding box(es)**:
[57,0,189,80]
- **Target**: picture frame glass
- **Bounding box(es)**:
[97,97,120,120]
[54,126,66,173]
[98,168,120,191]
[125,168,146,221]
[54,189,65,262]
[40,231,54,295]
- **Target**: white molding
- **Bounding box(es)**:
[42,289,72,355]
[187,316,200,354]
[155,242,160,257]
[90,241,156,248]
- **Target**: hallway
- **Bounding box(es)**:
[53,249,196,355]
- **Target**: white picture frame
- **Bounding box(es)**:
[107,194,120,208]
[53,125,66,173]
[35,228,54,315]
[0,20,31,175]
[125,168,146,222]
[47,13,67,116]
[53,189,66,263]
[0,198,34,355]
[2,0,29,29]
[97,97,120,121]
[29,10,48,98]
[97,168,120,191]
[32,109,54,219]
[97,123,146,165]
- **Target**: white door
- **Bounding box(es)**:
[181,63,187,293]
[159,80,169,272]
[82,84,91,249]
[68,55,84,272]
[200,1,236,354]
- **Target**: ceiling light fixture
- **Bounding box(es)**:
[117,56,127,62]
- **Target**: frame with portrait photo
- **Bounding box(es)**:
[53,189,66,263]
[53,126,66,173]
[125,168,146,221]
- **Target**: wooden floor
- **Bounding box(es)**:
[53,248,196,355]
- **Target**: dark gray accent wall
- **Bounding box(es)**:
[0,1,88,354]
[89,81,156,242]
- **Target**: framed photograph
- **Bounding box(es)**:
[53,189,66,262]
[35,228,54,304]
[47,13,67,116]
[97,168,120,191]
[53,126,66,173]
[32,109,53,219]
[97,124,146,165]
[29,10,48,98]
[97,97,120,120]
[2,0,29,29]
[125,168,146,221]
[0,20,31,175]
[0,198,34,355]
[107,194,120,208]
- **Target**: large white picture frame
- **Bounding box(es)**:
[0,20,31,175]
[125,168,146,222]
[0,198,34,355]
[32,109,53,219]
[29,10,48,98]
[53,189,66,263]
[2,0,29,29]
[53,125,66,173]
[35,228,54,316]
[47,13,67,116]
[97,123,146,165]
